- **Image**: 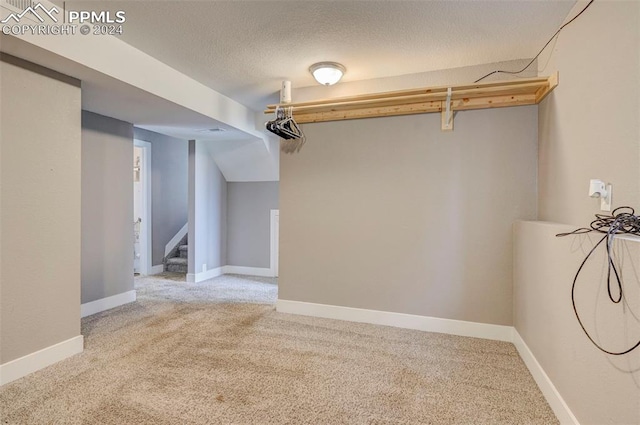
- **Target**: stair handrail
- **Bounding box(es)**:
[164,222,188,258]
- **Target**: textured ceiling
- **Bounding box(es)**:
[72,0,576,111]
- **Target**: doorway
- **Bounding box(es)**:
[134,140,152,275]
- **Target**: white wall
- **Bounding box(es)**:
[0,55,82,364]
[188,140,227,277]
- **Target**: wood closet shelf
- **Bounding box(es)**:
[264,72,558,130]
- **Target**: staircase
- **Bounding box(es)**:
[164,235,188,274]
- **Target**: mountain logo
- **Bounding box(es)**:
[1,3,59,24]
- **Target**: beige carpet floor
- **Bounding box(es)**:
[0,274,558,424]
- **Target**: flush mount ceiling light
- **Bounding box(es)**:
[309,62,346,86]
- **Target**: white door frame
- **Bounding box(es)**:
[134,140,152,275]
[270,209,279,277]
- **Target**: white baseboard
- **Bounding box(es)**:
[187,266,223,283]
[276,299,513,342]
[222,265,274,277]
[0,335,84,386]
[150,264,164,275]
[513,330,579,425]
[81,290,137,318]
[186,265,273,282]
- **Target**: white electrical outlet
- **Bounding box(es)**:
[588,179,612,212]
[202,264,207,273]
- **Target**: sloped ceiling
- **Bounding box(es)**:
[204,138,279,182]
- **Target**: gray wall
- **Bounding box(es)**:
[515,222,640,425]
[188,141,227,275]
[515,2,640,424]
[133,128,188,266]
[81,111,134,304]
[537,2,639,225]
[294,58,537,103]
[227,182,279,268]
[0,56,81,363]
[280,106,538,326]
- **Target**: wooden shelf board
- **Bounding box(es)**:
[264,73,558,126]
[294,102,442,124]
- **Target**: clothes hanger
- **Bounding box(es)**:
[265,101,306,153]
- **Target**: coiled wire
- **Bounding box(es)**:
[556,207,640,355]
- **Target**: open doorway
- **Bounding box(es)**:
[134,140,152,275]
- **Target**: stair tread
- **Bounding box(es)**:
[166,264,187,273]
[178,245,188,251]
[166,257,188,265]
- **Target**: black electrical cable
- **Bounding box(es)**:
[474,0,595,83]
[556,206,640,355]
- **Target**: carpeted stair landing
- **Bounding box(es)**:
[0,274,558,424]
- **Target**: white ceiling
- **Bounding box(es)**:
[73,0,576,111]
[0,34,246,141]
[8,0,577,182]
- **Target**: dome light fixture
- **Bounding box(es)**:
[309,62,346,86]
